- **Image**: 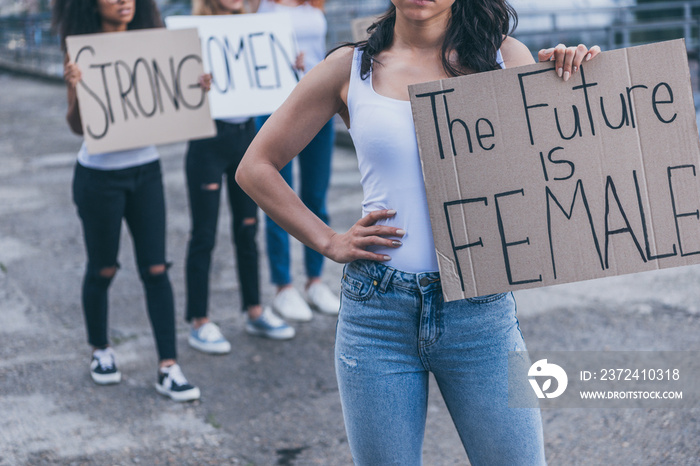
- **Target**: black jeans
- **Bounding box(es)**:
[185,119,260,320]
[73,160,176,361]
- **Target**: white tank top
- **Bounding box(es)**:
[346,48,504,273]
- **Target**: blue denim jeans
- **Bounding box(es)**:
[256,116,335,285]
[335,260,545,465]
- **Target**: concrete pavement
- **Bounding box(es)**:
[1,70,699,465]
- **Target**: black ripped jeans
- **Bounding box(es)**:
[185,119,260,321]
[73,160,176,360]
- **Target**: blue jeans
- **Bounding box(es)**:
[335,260,545,465]
[256,116,335,285]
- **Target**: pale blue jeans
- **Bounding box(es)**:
[335,260,546,465]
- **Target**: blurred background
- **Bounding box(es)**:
[1,0,700,88]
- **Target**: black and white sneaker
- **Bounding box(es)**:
[90,347,122,385]
[155,364,200,402]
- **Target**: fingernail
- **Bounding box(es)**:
[396,229,406,236]
[557,67,563,78]
[573,66,578,73]
[563,71,570,82]
[387,209,397,215]
[392,240,402,247]
[585,53,592,61]
[382,255,391,261]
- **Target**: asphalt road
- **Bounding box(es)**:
[1,71,699,465]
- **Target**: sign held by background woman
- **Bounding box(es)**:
[66,28,216,154]
[166,13,300,119]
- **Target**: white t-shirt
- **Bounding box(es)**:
[257,0,327,71]
[218,117,251,125]
[77,142,159,170]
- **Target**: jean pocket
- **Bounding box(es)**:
[341,271,376,302]
[466,292,508,304]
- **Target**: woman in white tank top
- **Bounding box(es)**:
[238,1,600,463]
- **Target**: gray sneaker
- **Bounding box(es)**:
[246,307,295,340]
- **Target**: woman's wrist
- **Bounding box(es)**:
[319,231,338,261]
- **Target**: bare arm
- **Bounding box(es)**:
[500,36,536,68]
[63,54,83,135]
[236,47,404,263]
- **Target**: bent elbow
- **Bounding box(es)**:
[235,160,251,194]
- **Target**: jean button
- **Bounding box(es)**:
[419,277,430,287]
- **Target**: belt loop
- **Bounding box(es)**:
[378,266,394,293]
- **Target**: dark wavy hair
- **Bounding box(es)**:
[339,0,517,79]
[52,0,163,50]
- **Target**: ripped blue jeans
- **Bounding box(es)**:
[335,260,545,466]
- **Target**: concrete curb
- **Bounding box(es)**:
[0,56,63,83]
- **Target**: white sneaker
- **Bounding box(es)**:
[306,282,341,315]
[155,364,200,402]
[272,287,313,322]
[90,347,121,385]
[245,306,296,340]
[188,322,231,354]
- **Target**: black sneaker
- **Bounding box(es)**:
[90,347,121,385]
[155,364,200,402]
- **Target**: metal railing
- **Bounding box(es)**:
[514,1,700,52]
[0,13,63,79]
[2,1,700,81]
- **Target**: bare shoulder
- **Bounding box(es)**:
[321,45,355,80]
[277,45,355,122]
[300,45,353,89]
[302,45,355,106]
[500,36,536,68]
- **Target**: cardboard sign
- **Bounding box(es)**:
[165,13,300,119]
[409,39,700,302]
[66,28,216,154]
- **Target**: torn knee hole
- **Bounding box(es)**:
[201,183,220,191]
[99,266,117,278]
[148,264,166,275]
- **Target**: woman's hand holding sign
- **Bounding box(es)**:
[63,58,82,89]
[539,44,602,81]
